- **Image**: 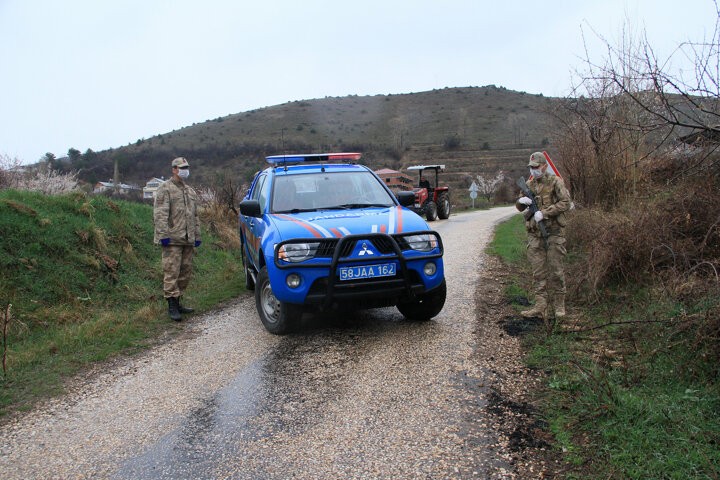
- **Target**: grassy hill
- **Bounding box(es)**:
[64,86,559,204]
[0,189,243,415]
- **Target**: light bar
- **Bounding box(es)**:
[266,152,362,165]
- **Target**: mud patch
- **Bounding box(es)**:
[499,315,542,337]
[486,389,551,452]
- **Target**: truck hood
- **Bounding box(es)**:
[269,206,429,240]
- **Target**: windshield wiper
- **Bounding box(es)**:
[334,203,392,209]
[274,207,318,213]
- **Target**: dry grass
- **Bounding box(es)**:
[198,195,241,251]
[565,171,720,367]
[567,174,720,297]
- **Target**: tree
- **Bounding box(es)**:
[475,171,505,202]
[67,148,81,163]
[568,5,720,184]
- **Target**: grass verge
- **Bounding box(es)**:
[488,215,720,478]
[0,190,244,416]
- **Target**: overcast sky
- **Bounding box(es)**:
[1,0,717,164]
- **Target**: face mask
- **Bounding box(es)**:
[530,167,543,178]
[178,169,190,179]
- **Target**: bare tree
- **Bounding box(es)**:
[571,3,720,180]
[549,7,720,207]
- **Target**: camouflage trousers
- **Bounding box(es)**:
[527,234,566,302]
[161,245,195,298]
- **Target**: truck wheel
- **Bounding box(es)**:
[437,193,451,219]
[241,244,255,291]
[255,266,302,334]
[425,201,438,221]
[397,280,446,321]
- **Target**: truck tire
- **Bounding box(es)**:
[397,280,446,321]
[241,244,255,291]
[255,266,302,334]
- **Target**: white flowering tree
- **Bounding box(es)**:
[475,171,505,201]
[1,154,79,194]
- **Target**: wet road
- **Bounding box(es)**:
[0,206,518,479]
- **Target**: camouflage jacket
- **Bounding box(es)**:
[515,175,571,236]
[153,178,201,245]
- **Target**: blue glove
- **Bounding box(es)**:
[194,240,202,247]
[160,238,170,246]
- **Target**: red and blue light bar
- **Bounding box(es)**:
[266,152,362,165]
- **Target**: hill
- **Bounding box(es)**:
[63,86,560,205]
[0,189,243,413]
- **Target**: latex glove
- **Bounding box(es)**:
[518,196,533,206]
[534,211,544,222]
[194,240,202,248]
[160,238,171,246]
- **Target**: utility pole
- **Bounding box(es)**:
[113,158,120,194]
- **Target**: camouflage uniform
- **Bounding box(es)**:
[153,173,201,300]
[516,159,571,319]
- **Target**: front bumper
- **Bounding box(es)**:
[271,231,444,308]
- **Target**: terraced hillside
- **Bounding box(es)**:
[62,86,560,204]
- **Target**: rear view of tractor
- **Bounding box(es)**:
[407,165,451,221]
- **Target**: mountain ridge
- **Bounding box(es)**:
[63,85,562,205]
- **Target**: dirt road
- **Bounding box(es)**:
[1,206,547,479]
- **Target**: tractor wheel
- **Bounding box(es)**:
[437,193,451,219]
[425,201,438,221]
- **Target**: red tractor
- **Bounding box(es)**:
[407,165,451,221]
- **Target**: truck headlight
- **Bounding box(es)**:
[278,242,320,263]
[403,234,438,252]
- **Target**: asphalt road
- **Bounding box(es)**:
[0,206,520,479]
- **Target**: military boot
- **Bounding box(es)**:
[554,295,566,320]
[178,297,194,314]
[167,297,182,321]
[521,297,547,319]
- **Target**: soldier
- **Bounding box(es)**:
[153,157,202,321]
[515,152,571,320]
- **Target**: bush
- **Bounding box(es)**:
[567,175,720,297]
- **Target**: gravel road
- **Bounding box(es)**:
[0,206,537,479]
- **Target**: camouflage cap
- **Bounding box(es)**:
[171,157,189,168]
[528,152,547,167]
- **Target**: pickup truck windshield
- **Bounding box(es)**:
[272,171,396,213]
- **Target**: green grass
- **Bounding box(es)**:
[488,216,720,478]
[486,213,525,265]
[0,189,244,415]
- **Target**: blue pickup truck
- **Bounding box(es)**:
[239,153,446,334]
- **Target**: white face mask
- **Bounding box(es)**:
[530,167,543,178]
[178,169,190,179]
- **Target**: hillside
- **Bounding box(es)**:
[0,189,243,413]
[64,86,560,204]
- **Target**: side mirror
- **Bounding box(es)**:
[239,199,262,218]
[396,191,416,207]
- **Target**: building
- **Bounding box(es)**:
[142,177,166,200]
[92,180,141,195]
[374,168,414,192]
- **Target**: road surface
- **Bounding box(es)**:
[1,206,528,479]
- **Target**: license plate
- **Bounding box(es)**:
[339,263,396,281]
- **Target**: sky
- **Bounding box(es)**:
[1,0,717,164]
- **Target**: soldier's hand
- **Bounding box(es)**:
[534,211,544,222]
[160,238,170,246]
[518,197,532,206]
